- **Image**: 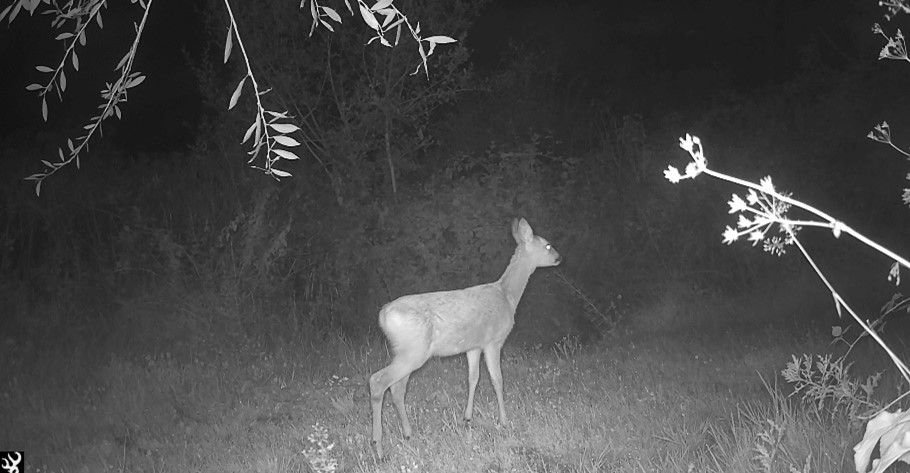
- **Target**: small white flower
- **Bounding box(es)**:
[737,214,753,229]
[746,189,760,205]
[728,193,747,213]
[664,166,682,183]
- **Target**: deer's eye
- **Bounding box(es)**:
[545,244,552,250]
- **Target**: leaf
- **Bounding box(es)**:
[8,0,20,23]
[417,39,427,63]
[89,1,104,17]
[308,0,317,36]
[358,4,379,30]
[424,35,456,44]
[78,30,86,46]
[322,6,341,23]
[25,83,42,91]
[126,75,146,88]
[370,0,394,11]
[889,262,901,286]
[55,32,74,40]
[41,97,48,121]
[320,19,334,32]
[343,0,352,15]
[269,123,300,134]
[273,149,300,160]
[248,141,263,162]
[96,10,103,28]
[270,168,292,178]
[380,9,395,28]
[35,180,41,197]
[60,70,67,92]
[36,65,53,73]
[229,76,246,110]
[67,138,74,152]
[273,135,300,147]
[72,51,79,71]
[0,4,12,23]
[241,120,258,144]
[853,409,910,473]
[223,26,233,63]
[116,52,130,71]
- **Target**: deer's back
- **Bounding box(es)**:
[379,282,514,357]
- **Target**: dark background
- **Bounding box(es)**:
[1,0,907,354]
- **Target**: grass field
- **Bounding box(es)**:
[0,278,895,473]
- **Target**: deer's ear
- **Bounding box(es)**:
[512,218,533,243]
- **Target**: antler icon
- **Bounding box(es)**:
[1,452,21,473]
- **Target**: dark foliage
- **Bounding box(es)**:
[1,0,906,360]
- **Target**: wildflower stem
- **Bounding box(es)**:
[787,228,910,386]
[672,135,910,391]
[702,166,910,271]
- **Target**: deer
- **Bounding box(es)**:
[369,217,562,457]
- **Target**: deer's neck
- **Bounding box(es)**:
[498,247,536,311]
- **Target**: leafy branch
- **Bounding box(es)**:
[222,0,304,179]
[351,0,456,77]
[8,0,456,193]
[4,0,151,196]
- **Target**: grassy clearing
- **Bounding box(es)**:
[0,293,877,473]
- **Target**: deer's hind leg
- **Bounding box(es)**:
[370,312,432,455]
[390,372,413,438]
